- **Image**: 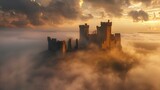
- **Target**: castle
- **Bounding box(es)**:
[47,20,121,53]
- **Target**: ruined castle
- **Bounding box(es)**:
[47,20,121,53]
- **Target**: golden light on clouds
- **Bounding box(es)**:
[147,20,159,24]
[128,2,142,9]
[144,20,160,31]
[79,0,84,7]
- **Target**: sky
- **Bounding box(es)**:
[0,0,160,32]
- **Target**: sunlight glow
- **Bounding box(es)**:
[146,20,159,24]
[128,2,142,9]
[143,20,160,31]
[79,0,84,7]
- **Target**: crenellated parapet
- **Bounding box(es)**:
[47,37,67,53]
[79,23,89,29]
[100,20,112,27]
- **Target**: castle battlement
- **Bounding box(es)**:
[100,20,112,27]
[79,23,89,29]
[47,37,67,53]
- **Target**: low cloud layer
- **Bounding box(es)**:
[1,31,160,90]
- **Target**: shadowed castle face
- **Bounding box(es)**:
[47,37,67,54]
[47,20,122,53]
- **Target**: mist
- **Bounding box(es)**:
[0,30,160,90]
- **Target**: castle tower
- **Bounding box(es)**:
[106,20,112,49]
[79,23,89,48]
[51,38,57,51]
[61,41,67,54]
[110,34,116,48]
[57,41,67,54]
[67,39,72,52]
[97,20,112,49]
[74,39,79,50]
[47,37,52,51]
[115,33,122,49]
[97,25,103,48]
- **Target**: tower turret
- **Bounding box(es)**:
[47,37,52,51]
[97,20,112,49]
[79,23,89,48]
[67,38,72,52]
[74,39,79,50]
[115,33,122,49]
[106,20,112,49]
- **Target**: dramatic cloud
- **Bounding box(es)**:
[0,0,93,27]
[133,0,152,5]
[0,0,158,27]
[0,0,43,26]
[11,20,29,27]
[80,14,93,21]
[83,0,154,17]
[84,0,129,17]
[43,0,93,24]
[128,10,149,22]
